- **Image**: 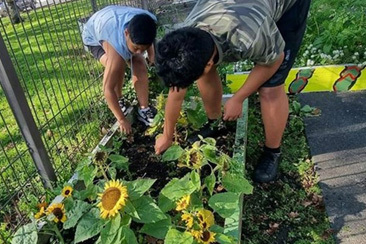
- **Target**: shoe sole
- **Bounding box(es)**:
[137,116,152,127]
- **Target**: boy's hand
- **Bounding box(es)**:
[118,119,132,135]
[223,97,243,121]
[155,134,173,154]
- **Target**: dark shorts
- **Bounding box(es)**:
[86,45,105,61]
[262,0,311,87]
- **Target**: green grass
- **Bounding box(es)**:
[0,0,115,234]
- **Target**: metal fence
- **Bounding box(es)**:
[0,0,195,242]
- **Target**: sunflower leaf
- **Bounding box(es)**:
[116,226,138,244]
[208,192,239,218]
[160,173,196,202]
[100,214,121,244]
[109,154,129,171]
[11,222,38,244]
[222,173,253,194]
[125,178,156,201]
[162,145,184,161]
[131,196,166,223]
[140,215,172,239]
[74,208,106,243]
[164,229,194,244]
[64,200,92,230]
[204,173,216,196]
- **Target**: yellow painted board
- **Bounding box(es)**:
[226,65,366,93]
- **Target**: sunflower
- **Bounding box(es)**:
[189,229,202,240]
[197,209,215,230]
[37,202,48,209]
[188,150,204,169]
[34,207,45,219]
[61,186,73,198]
[176,195,191,211]
[198,230,216,244]
[46,203,67,223]
[181,213,194,229]
[97,179,128,219]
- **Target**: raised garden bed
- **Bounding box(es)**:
[12,96,251,244]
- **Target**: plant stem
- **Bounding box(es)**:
[51,223,65,244]
[99,163,109,181]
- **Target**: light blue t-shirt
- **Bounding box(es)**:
[82,5,156,61]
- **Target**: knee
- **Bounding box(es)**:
[259,86,286,103]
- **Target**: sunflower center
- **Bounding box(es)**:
[102,187,121,210]
[190,152,199,165]
[65,190,70,195]
[53,208,64,220]
[201,230,211,242]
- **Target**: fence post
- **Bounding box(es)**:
[141,0,148,10]
[90,0,97,13]
[0,33,56,189]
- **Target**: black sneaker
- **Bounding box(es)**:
[187,120,220,144]
[118,98,133,116]
[137,106,157,126]
[254,150,281,183]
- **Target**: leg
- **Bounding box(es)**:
[258,85,288,148]
[196,66,223,120]
[131,54,149,108]
[99,54,125,99]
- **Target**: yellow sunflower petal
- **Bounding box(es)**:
[61,186,73,198]
[197,209,215,229]
[176,195,191,211]
[181,213,194,229]
[199,230,216,244]
[98,180,128,219]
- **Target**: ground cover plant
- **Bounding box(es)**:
[12,96,253,244]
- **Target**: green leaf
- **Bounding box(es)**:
[208,192,239,218]
[190,171,201,190]
[204,174,216,196]
[160,174,197,202]
[74,208,106,243]
[75,184,98,201]
[108,166,117,179]
[109,154,129,171]
[140,216,172,239]
[64,200,92,229]
[186,108,207,129]
[101,214,121,244]
[124,200,139,220]
[216,233,236,244]
[165,229,194,244]
[162,145,184,161]
[131,196,166,223]
[125,178,156,201]
[158,193,175,213]
[222,173,253,194]
[201,144,218,163]
[301,104,313,113]
[78,165,98,187]
[11,222,37,244]
[120,226,138,244]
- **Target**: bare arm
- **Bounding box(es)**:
[102,42,131,133]
[163,87,187,138]
[224,52,284,120]
[155,87,186,154]
[234,52,284,102]
[146,44,155,65]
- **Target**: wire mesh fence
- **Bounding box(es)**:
[0,0,196,242]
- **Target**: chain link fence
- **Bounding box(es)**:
[0,0,195,242]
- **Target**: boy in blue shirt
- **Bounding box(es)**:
[82,6,157,134]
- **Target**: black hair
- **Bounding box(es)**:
[155,27,215,89]
[128,14,157,45]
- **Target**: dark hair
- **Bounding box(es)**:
[128,14,157,45]
[155,27,215,89]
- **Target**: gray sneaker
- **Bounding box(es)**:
[137,106,157,126]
